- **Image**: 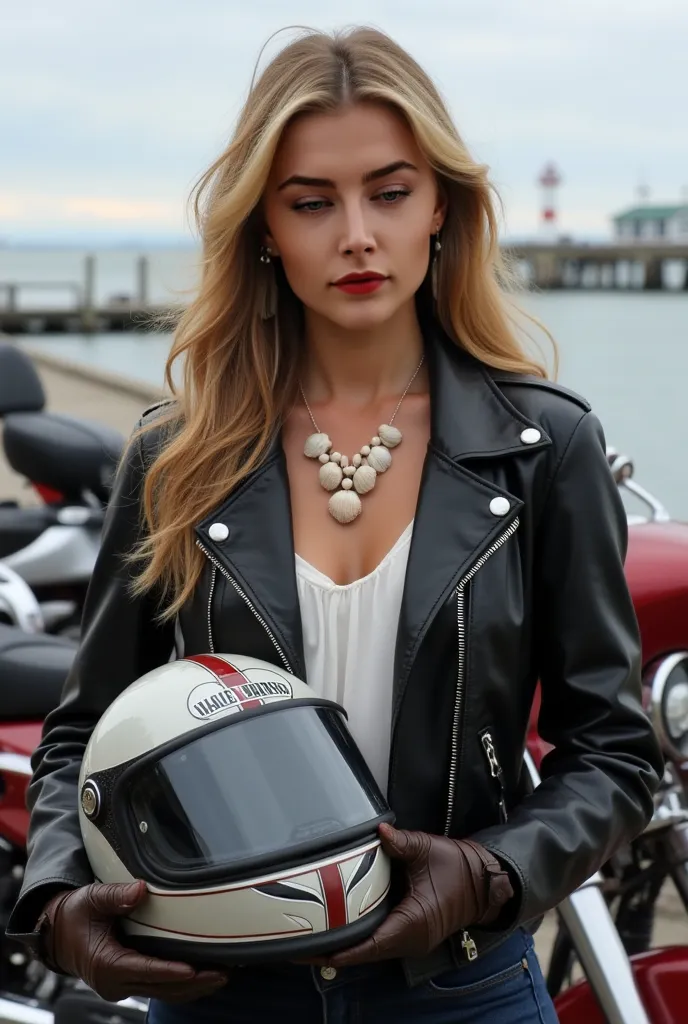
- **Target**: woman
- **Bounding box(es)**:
[9,26,662,1024]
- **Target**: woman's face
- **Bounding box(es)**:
[263,102,445,332]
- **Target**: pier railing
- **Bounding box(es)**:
[0,245,686,335]
[0,255,179,334]
[0,282,83,310]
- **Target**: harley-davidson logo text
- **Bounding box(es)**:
[187,678,292,720]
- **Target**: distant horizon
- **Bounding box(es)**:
[0,230,615,249]
[0,235,199,249]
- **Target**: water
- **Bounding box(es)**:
[521,292,688,522]
[3,249,687,519]
[17,330,176,388]
[0,246,199,308]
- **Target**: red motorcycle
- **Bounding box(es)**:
[0,447,686,1022]
[528,448,688,1023]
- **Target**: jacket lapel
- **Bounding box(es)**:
[194,327,551,702]
[195,442,307,680]
[392,332,551,719]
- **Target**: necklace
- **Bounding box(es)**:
[300,354,425,525]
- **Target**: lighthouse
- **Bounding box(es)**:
[538,162,562,239]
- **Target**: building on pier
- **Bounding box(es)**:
[613,205,688,244]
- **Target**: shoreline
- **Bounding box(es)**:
[19,345,164,404]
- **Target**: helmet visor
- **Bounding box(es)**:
[122,704,388,882]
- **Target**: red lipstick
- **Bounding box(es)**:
[333,271,387,295]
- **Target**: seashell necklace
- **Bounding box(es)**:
[299,353,425,525]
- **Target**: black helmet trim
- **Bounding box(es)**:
[128,815,393,892]
[83,699,391,889]
[125,897,390,967]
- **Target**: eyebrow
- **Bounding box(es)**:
[276,160,418,191]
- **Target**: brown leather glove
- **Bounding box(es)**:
[326,823,514,966]
[35,880,228,1003]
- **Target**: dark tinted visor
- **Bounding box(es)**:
[124,705,388,879]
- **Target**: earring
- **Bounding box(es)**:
[270,311,281,388]
[258,246,277,319]
[432,231,441,299]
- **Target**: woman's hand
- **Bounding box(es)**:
[324,823,514,966]
[37,880,228,1003]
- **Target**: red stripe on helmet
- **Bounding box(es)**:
[185,654,263,709]
[319,863,347,930]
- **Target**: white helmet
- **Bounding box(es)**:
[78,654,392,965]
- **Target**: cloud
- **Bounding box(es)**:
[63,197,179,222]
[0,196,25,218]
[2,0,687,239]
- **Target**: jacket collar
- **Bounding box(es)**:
[427,325,551,462]
[195,323,551,687]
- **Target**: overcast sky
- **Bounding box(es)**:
[2,0,687,243]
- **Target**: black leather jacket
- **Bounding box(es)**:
[8,328,663,985]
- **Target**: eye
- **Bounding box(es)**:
[374,188,412,204]
[293,199,331,213]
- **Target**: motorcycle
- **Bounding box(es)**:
[0,343,123,637]
[528,448,688,1006]
[0,444,685,1022]
[526,749,686,1024]
[0,622,148,1023]
[0,564,44,635]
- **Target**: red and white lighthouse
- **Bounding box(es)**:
[538,162,562,237]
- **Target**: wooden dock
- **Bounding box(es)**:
[0,302,176,335]
[1,244,687,336]
[0,254,180,335]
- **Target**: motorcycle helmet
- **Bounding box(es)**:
[78,654,393,965]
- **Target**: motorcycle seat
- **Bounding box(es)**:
[0,343,46,415]
[0,624,75,719]
[3,412,124,503]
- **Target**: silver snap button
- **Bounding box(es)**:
[520,428,541,445]
[320,966,337,981]
[208,523,229,542]
[489,497,511,517]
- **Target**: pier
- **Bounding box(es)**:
[1,243,687,335]
[505,241,688,291]
[0,255,179,335]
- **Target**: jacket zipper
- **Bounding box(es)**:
[199,517,517,963]
[460,930,479,961]
[480,729,508,824]
[444,516,519,838]
[444,516,519,963]
[196,540,294,673]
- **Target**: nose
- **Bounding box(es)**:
[338,200,377,257]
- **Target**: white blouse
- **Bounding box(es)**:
[295,521,413,795]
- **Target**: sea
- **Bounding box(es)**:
[2,246,688,520]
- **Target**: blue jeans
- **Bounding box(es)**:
[146,928,558,1023]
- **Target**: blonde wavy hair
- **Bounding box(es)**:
[132,25,551,618]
